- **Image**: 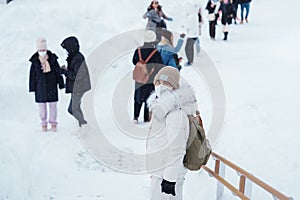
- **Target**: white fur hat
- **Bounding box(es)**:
[144,30,157,43]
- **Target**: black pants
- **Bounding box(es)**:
[209,21,216,39]
[185,37,198,64]
[134,84,154,121]
[68,92,86,124]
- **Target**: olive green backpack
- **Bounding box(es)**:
[183,111,212,171]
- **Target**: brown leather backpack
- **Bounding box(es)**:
[132,48,157,84]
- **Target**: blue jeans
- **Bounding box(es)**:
[241,3,250,21]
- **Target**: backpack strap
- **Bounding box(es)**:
[144,49,158,75]
[138,48,144,62]
[148,67,155,76]
[195,110,204,128]
[144,49,158,64]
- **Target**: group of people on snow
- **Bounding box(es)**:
[132,0,251,199]
[131,1,200,199]
[29,37,91,132]
[28,0,252,199]
[206,0,252,40]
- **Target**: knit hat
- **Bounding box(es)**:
[154,66,180,89]
[144,30,157,43]
[36,37,47,51]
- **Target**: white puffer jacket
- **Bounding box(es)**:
[146,80,198,182]
[183,3,200,38]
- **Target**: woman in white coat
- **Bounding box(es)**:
[146,66,198,200]
[182,3,201,66]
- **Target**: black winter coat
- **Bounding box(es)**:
[220,2,235,25]
[132,42,164,89]
[240,0,251,3]
[206,1,218,14]
[29,51,64,103]
[64,52,91,94]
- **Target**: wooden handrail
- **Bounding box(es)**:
[203,152,293,200]
[202,165,250,200]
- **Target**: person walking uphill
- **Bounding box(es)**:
[182,3,201,66]
[143,1,173,31]
[60,36,91,127]
[206,0,221,40]
[29,37,64,132]
[146,67,198,200]
[240,0,251,24]
[157,30,185,69]
[219,0,235,40]
[132,30,164,124]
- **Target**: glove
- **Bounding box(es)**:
[60,65,67,75]
[167,17,173,21]
[59,83,65,89]
[161,179,176,196]
[179,33,186,38]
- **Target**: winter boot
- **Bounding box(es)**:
[51,125,57,132]
[42,125,47,132]
[223,32,228,41]
[185,61,192,66]
[79,120,87,127]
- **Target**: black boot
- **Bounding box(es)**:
[223,32,228,41]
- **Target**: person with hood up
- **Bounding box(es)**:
[132,30,164,123]
[157,30,185,70]
[146,66,198,199]
[60,36,91,127]
[29,37,64,132]
[182,3,201,66]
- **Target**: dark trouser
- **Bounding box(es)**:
[68,92,86,125]
[134,101,150,121]
[241,3,250,21]
[134,84,154,121]
[233,3,238,22]
[209,21,216,39]
[185,37,198,64]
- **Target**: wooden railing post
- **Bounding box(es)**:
[203,152,293,200]
[215,159,220,174]
[239,175,246,194]
[216,160,226,200]
[238,173,253,198]
[205,152,293,200]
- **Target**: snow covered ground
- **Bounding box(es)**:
[0,0,299,199]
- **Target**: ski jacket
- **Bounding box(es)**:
[29,51,64,103]
[240,0,251,3]
[206,0,221,21]
[146,81,198,182]
[64,52,91,94]
[157,38,184,68]
[143,9,162,31]
[183,3,200,38]
[220,2,235,25]
[61,37,91,94]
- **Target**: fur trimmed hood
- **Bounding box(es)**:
[147,80,198,121]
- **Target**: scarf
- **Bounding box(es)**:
[39,54,51,73]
